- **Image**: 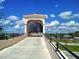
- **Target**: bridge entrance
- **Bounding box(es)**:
[27,20,43,36]
[24,14,47,36]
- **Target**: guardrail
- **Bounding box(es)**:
[46,36,79,59]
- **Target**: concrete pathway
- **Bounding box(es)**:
[0,37,52,59]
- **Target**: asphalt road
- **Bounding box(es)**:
[0,37,52,59]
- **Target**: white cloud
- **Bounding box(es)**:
[75,23,79,26]
[72,27,78,30]
[20,26,24,29]
[7,16,19,21]
[50,20,59,26]
[46,20,79,33]
[50,14,55,18]
[45,23,50,26]
[10,23,14,25]
[66,21,76,26]
[45,20,60,32]
[0,0,5,3]
[14,24,24,29]
[59,11,72,19]
[59,11,79,19]
[58,26,66,29]
[14,24,20,29]
[45,14,48,18]
[3,20,10,25]
[0,20,2,24]
[71,13,79,18]
[15,19,24,25]
[46,20,59,27]
[61,21,79,26]
[61,23,66,26]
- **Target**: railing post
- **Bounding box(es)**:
[56,42,58,51]
[49,37,52,43]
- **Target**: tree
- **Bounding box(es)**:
[74,31,79,37]
[0,0,5,39]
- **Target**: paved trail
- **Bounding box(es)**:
[0,37,52,59]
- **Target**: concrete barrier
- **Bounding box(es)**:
[0,35,27,50]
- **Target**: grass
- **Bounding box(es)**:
[59,45,79,52]
[51,39,79,52]
[52,39,79,43]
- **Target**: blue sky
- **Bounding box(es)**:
[0,0,79,33]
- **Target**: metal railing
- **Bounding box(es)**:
[46,36,79,59]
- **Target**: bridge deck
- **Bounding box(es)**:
[0,37,58,59]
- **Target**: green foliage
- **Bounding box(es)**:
[74,31,79,37]
[59,45,79,52]
[0,33,23,40]
[45,31,79,38]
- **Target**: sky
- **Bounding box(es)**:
[0,0,79,33]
